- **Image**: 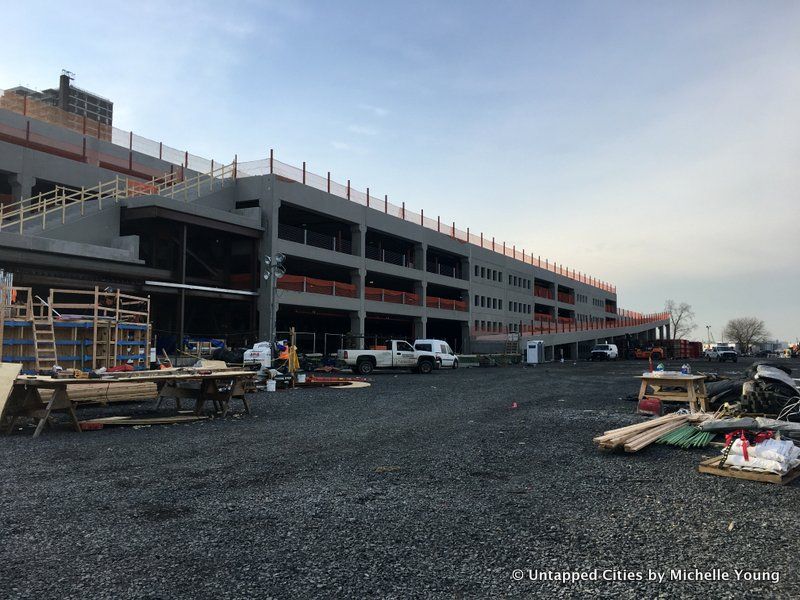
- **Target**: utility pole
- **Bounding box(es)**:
[263,252,286,341]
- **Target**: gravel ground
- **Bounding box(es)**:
[1,357,799,599]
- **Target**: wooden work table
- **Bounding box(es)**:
[636,373,708,413]
[3,369,257,438]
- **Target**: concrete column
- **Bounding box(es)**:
[665,323,671,340]
[11,172,34,202]
[257,185,279,340]
[350,311,365,349]
[459,256,470,281]
[413,316,426,339]
[570,342,579,360]
[351,223,365,257]
[460,322,470,354]
[414,280,426,307]
[413,243,426,273]
[350,268,364,289]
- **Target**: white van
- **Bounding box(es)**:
[414,339,458,369]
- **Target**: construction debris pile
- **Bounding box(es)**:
[598,361,800,485]
[705,362,799,416]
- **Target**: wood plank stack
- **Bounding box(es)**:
[39,382,158,404]
[594,413,690,453]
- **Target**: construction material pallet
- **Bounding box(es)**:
[698,456,800,485]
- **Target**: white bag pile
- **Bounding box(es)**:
[725,438,800,475]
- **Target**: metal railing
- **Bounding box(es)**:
[426,296,468,311]
[0,162,235,234]
[277,223,352,254]
[471,311,669,339]
[277,275,358,298]
[0,89,223,175]
[364,287,420,305]
[365,245,409,267]
[427,262,460,279]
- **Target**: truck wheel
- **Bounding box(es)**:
[418,360,433,374]
[357,359,374,375]
[651,353,662,361]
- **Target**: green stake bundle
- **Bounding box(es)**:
[656,425,714,449]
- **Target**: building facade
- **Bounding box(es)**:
[0,87,668,359]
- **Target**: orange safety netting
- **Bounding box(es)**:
[277,275,357,298]
[426,296,468,311]
[364,287,420,305]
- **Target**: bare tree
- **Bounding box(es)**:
[665,299,696,339]
[723,317,769,352]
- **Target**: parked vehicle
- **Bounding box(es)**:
[703,345,738,362]
[590,344,619,361]
[631,346,666,360]
[338,340,438,375]
[243,341,273,368]
[414,339,458,369]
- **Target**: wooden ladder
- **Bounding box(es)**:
[33,302,58,371]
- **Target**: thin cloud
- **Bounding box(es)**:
[331,141,353,151]
[348,124,378,136]
[358,103,389,117]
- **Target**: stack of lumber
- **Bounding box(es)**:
[39,382,158,404]
[594,413,691,453]
[80,414,206,428]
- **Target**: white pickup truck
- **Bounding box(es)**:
[338,340,438,375]
[704,345,738,362]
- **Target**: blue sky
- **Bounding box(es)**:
[3,1,799,341]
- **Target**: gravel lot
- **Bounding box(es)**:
[2,358,799,599]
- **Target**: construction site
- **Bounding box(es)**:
[1,70,799,598]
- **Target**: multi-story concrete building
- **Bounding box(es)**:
[0,85,668,359]
[8,72,113,125]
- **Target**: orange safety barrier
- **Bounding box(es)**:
[534,286,554,300]
[277,275,357,298]
[365,286,420,305]
[557,292,575,304]
[126,179,159,196]
[426,296,468,311]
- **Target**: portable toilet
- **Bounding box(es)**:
[525,340,544,364]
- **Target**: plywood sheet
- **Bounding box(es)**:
[0,362,23,422]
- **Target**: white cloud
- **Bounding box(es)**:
[358,103,389,117]
[348,125,378,136]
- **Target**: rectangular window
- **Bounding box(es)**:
[474,294,479,306]
[474,265,479,277]
[481,267,485,278]
[481,296,485,308]
[498,299,503,310]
